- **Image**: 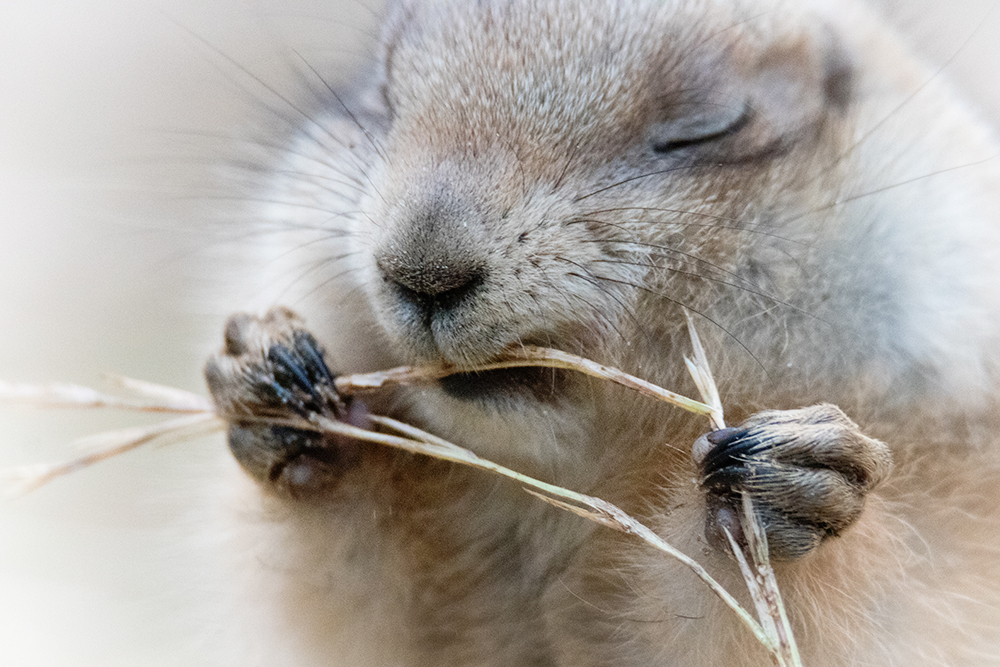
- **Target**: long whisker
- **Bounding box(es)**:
[270,251,363,305]
[829,7,996,177]
[778,154,1000,228]
[553,257,655,348]
[580,237,761,291]
[592,258,828,326]
[152,127,372,190]
[561,272,643,348]
[290,49,389,162]
[581,271,767,373]
[576,206,809,247]
[176,25,361,159]
[291,261,367,308]
[574,163,700,202]
[774,7,998,227]
[270,168,373,198]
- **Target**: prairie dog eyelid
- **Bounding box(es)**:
[648,102,750,152]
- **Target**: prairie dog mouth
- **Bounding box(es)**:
[438,366,567,406]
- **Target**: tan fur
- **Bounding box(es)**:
[209,0,1000,664]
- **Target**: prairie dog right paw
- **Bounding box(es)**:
[695,404,892,560]
[204,308,370,497]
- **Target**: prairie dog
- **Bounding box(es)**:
[204,0,1000,665]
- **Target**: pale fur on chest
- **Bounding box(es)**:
[208,0,1000,665]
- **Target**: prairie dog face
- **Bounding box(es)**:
[365,0,844,367]
[265,0,1000,463]
[300,2,844,364]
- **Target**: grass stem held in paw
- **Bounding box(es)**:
[1,332,799,663]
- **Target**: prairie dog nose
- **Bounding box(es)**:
[378,246,485,299]
[375,186,490,312]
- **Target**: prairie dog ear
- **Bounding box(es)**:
[740,25,852,134]
[650,23,852,162]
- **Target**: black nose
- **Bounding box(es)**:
[381,252,485,298]
[375,202,489,318]
[380,253,486,315]
[376,178,494,324]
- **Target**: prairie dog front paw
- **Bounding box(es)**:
[204,308,370,497]
[695,404,892,560]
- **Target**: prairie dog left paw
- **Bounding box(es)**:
[695,404,892,560]
[204,308,370,497]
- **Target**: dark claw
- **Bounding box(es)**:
[701,464,755,497]
[268,343,317,396]
[294,331,338,387]
[704,426,744,447]
[206,308,370,497]
[700,430,763,477]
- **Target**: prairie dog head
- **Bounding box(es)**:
[364,0,848,366]
[257,0,1000,464]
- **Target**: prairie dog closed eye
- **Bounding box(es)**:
[5,0,1000,665]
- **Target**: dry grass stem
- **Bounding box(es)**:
[2,413,222,496]
[1,332,799,662]
[337,345,715,418]
[738,494,801,667]
[683,311,725,431]
[0,377,219,496]
[102,374,216,412]
[684,317,801,667]
[0,379,213,414]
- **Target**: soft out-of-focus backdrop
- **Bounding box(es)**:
[0,1,378,664]
[0,1,997,664]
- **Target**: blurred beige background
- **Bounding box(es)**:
[0,0,998,664]
[0,1,378,664]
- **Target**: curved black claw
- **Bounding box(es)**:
[695,404,892,560]
[205,308,370,497]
